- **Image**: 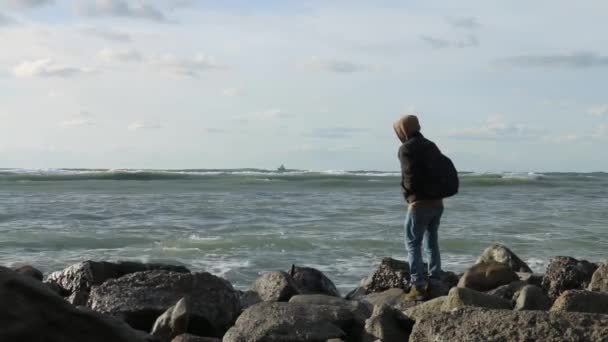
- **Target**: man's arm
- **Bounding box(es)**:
[399,144,421,202]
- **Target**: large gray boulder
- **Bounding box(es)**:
[476,243,533,273]
[222,302,357,342]
[251,271,299,302]
[542,256,597,300]
[403,296,447,321]
[355,258,410,295]
[289,294,373,324]
[485,281,526,303]
[362,305,414,342]
[289,265,340,297]
[409,307,608,342]
[443,287,513,311]
[361,288,418,311]
[88,271,239,337]
[588,262,608,292]
[514,285,552,311]
[0,266,149,342]
[458,261,519,292]
[550,290,608,314]
[151,297,190,342]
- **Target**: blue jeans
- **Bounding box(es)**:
[405,206,444,287]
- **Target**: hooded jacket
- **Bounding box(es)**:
[398,131,444,205]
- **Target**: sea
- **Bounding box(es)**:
[0,168,606,293]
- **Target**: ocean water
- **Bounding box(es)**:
[1,169,607,293]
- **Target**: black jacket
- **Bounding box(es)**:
[398,132,443,203]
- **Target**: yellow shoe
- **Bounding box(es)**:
[405,284,428,301]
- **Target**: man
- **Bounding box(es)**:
[394,115,445,300]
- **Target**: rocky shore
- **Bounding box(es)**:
[2,243,608,341]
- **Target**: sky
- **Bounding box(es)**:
[0,0,607,172]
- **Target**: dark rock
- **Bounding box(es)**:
[409,307,608,342]
[444,287,513,310]
[361,288,417,311]
[438,270,460,289]
[457,261,519,292]
[516,272,544,287]
[172,335,219,342]
[289,265,340,297]
[44,281,70,297]
[514,285,552,311]
[12,265,43,281]
[476,243,533,273]
[88,271,239,337]
[68,290,90,306]
[251,271,299,302]
[362,305,414,342]
[551,290,608,314]
[223,302,355,342]
[485,281,526,302]
[358,258,410,295]
[289,294,373,324]
[0,266,148,342]
[238,290,262,311]
[588,262,608,292]
[151,297,190,342]
[541,256,598,300]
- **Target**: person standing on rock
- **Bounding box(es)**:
[393,114,459,300]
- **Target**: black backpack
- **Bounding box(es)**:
[425,150,459,199]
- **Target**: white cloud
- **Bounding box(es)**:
[151,54,223,77]
[128,121,162,130]
[222,87,242,97]
[446,16,480,29]
[60,118,97,128]
[6,0,54,9]
[13,59,91,78]
[74,0,166,22]
[421,34,479,49]
[97,48,142,62]
[304,57,370,73]
[448,116,534,140]
[589,104,608,117]
[81,27,132,42]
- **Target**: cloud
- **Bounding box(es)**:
[151,54,223,77]
[0,12,18,26]
[589,104,608,117]
[420,36,450,49]
[447,16,480,29]
[304,57,370,74]
[74,0,166,22]
[6,0,54,9]
[60,112,97,128]
[448,116,535,140]
[306,127,367,139]
[81,27,132,42]
[97,48,142,62]
[222,87,242,97]
[128,121,162,130]
[542,134,581,144]
[13,59,91,78]
[421,34,479,49]
[455,35,479,48]
[496,52,608,69]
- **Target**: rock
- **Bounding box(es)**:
[588,262,608,292]
[88,271,240,337]
[357,258,410,295]
[542,256,598,300]
[44,281,70,297]
[443,287,513,311]
[362,288,417,311]
[250,271,299,302]
[403,296,447,321]
[223,302,356,342]
[485,281,526,302]
[289,265,340,297]
[12,265,43,281]
[362,305,414,342]
[0,266,148,342]
[551,290,608,314]
[289,294,373,323]
[172,335,219,342]
[68,290,90,306]
[457,261,519,292]
[238,290,262,311]
[476,243,533,273]
[514,285,552,311]
[438,270,460,289]
[152,297,190,342]
[409,307,608,342]
[516,272,544,287]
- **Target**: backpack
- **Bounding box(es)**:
[425,150,459,199]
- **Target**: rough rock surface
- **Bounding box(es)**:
[223,302,355,342]
[0,266,148,342]
[289,265,340,297]
[361,288,417,311]
[151,297,190,342]
[542,256,598,300]
[289,294,372,324]
[514,285,552,311]
[238,290,262,311]
[485,281,526,302]
[403,296,447,321]
[457,261,519,292]
[516,272,544,287]
[12,265,44,281]
[551,290,608,314]
[251,271,299,302]
[443,287,513,311]
[362,305,414,342]
[410,307,608,342]
[359,258,410,294]
[476,243,533,273]
[172,335,220,342]
[588,262,608,292]
[88,271,239,337]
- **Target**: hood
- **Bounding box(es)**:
[393,115,421,143]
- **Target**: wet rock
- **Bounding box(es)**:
[362,305,414,342]
[0,266,148,342]
[172,335,219,342]
[514,285,552,311]
[12,265,43,281]
[551,290,608,314]
[223,302,355,342]
[361,288,417,311]
[541,256,597,300]
[443,287,513,310]
[251,271,299,302]
[457,261,519,292]
[476,243,533,273]
[409,307,608,342]
[151,297,190,342]
[88,271,239,338]
[289,265,340,297]
[403,296,447,321]
[588,262,608,292]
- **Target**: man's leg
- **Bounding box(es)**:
[405,208,426,288]
[424,207,444,281]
